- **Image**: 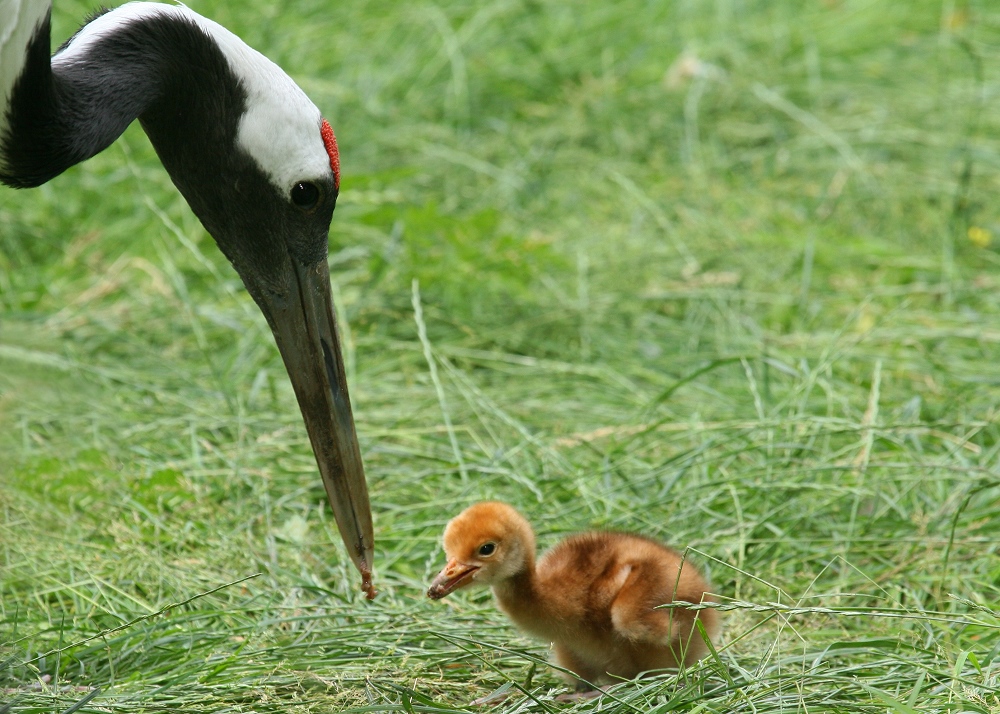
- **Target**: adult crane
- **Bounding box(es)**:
[0,0,376,597]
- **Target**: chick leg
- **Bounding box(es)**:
[551,643,604,693]
[554,688,607,702]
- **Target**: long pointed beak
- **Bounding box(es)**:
[427,559,479,600]
[258,258,376,599]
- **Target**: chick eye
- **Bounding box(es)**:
[291,181,320,210]
[478,542,496,557]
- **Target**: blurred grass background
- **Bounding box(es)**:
[2,0,1000,711]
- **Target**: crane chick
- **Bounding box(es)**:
[428,502,720,695]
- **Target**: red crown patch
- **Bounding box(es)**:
[320,119,340,191]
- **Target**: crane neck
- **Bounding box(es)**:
[0,6,245,190]
[0,0,51,145]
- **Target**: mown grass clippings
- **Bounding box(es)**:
[3,0,1000,711]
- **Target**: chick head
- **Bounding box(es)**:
[427,502,536,599]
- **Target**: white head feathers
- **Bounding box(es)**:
[51,1,332,193]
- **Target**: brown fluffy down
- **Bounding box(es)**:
[428,502,720,690]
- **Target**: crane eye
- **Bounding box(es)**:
[291,182,320,210]
[478,542,497,557]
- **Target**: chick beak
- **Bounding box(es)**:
[427,559,480,600]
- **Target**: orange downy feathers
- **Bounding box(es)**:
[428,502,720,692]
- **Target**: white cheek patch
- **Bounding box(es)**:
[176,5,333,194]
[233,69,330,194]
[51,1,333,194]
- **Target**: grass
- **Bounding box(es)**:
[2,0,1000,711]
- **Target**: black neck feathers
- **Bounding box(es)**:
[0,9,246,189]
